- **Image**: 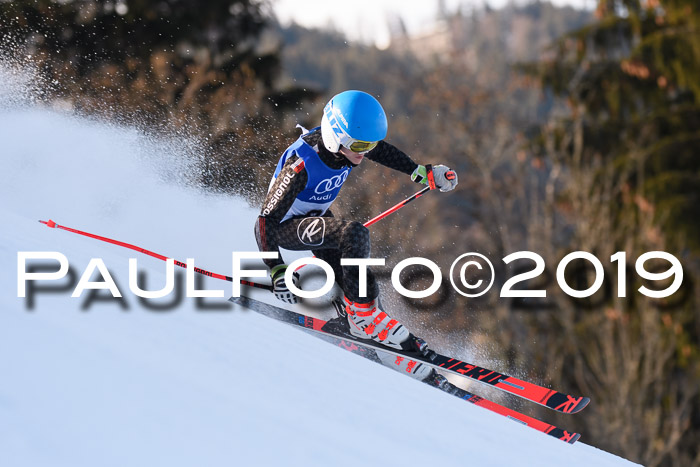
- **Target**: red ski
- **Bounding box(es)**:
[230,295,590,415]
[312,330,581,444]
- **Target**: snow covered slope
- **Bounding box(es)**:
[0,71,639,466]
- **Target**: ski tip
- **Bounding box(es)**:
[550,394,591,414]
[547,394,591,414]
[570,396,591,414]
[568,433,581,444]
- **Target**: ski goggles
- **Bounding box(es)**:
[342,139,378,154]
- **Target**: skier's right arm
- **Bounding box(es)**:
[254,155,308,269]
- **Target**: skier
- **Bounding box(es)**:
[254,90,457,377]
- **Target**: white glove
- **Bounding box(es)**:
[271,264,300,304]
[411,164,458,192]
[432,164,458,192]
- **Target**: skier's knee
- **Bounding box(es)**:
[349,221,369,241]
[342,221,370,253]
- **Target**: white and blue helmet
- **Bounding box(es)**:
[321,90,388,153]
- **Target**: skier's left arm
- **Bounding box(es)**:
[367,141,458,192]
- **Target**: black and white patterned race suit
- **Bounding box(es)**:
[254,127,420,303]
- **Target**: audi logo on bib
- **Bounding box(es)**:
[314,170,349,195]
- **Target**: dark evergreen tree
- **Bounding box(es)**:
[523,2,700,465]
[529,0,700,252]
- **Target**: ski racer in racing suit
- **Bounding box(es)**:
[254,91,458,376]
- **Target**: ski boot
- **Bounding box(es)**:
[343,296,412,350]
[327,297,434,355]
[324,299,434,384]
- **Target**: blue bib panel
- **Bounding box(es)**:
[272,128,351,221]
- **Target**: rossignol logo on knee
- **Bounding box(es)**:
[297,217,326,246]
